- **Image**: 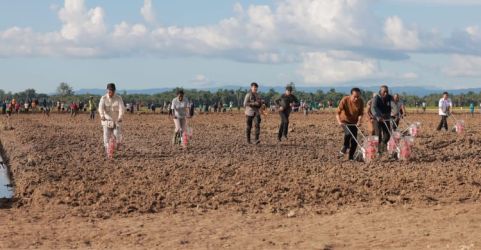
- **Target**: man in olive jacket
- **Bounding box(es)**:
[243,82,262,144]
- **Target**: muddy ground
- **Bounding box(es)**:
[1,111,481,249]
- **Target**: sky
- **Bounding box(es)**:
[2,0,481,93]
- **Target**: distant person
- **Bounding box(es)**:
[391,94,406,129]
[328,100,333,112]
[203,103,209,113]
[88,96,97,120]
[470,102,475,117]
[42,99,50,117]
[70,102,78,117]
[371,85,393,154]
[171,89,190,145]
[437,92,452,131]
[336,88,364,161]
[99,83,126,156]
[366,93,377,136]
[189,101,195,118]
[24,101,29,113]
[1,100,6,114]
[275,85,299,142]
[244,82,262,144]
[422,102,426,113]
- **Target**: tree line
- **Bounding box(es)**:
[1,83,481,109]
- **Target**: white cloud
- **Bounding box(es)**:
[389,0,481,5]
[275,0,378,47]
[58,0,106,40]
[191,74,208,83]
[298,51,380,84]
[140,0,156,24]
[384,16,420,50]
[0,0,479,89]
[443,54,481,77]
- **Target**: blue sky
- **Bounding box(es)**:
[1,0,481,93]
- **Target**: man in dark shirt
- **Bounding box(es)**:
[275,85,299,142]
[371,85,393,154]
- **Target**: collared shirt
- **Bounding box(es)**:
[438,98,452,116]
[243,91,261,116]
[98,94,126,122]
[337,96,364,124]
[171,97,189,119]
[391,100,404,117]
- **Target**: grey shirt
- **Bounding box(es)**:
[243,91,261,116]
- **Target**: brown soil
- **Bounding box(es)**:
[1,112,480,249]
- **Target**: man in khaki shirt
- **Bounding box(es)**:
[336,88,364,160]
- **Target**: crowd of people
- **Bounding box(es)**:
[0,82,467,160]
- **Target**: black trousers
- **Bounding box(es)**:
[391,116,401,130]
[90,111,96,120]
[246,114,261,141]
[437,115,448,131]
[278,111,290,139]
[342,125,358,160]
[374,120,391,150]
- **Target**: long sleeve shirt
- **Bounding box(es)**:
[371,94,393,120]
[98,94,125,123]
[275,94,299,113]
[244,91,261,116]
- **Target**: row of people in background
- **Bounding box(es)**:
[66,81,473,159]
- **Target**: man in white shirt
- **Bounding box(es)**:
[98,83,126,155]
[437,92,452,131]
[171,89,190,145]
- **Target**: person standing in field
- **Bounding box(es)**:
[391,94,406,129]
[371,85,393,154]
[422,101,426,113]
[366,93,377,136]
[244,82,262,144]
[99,83,126,156]
[171,89,190,145]
[470,102,475,117]
[437,92,452,131]
[336,88,364,161]
[88,96,97,120]
[275,85,299,142]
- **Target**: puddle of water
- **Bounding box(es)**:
[0,161,13,199]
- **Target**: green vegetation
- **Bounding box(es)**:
[1,83,480,109]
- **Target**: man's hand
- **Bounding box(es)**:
[101,116,106,121]
[279,106,284,112]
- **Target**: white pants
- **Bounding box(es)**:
[174,118,186,133]
[103,124,122,148]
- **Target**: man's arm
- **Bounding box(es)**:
[371,96,383,121]
[335,98,345,125]
[118,97,126,122]
[98,97,105,119]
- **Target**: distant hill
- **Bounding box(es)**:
[76,86,480,97]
